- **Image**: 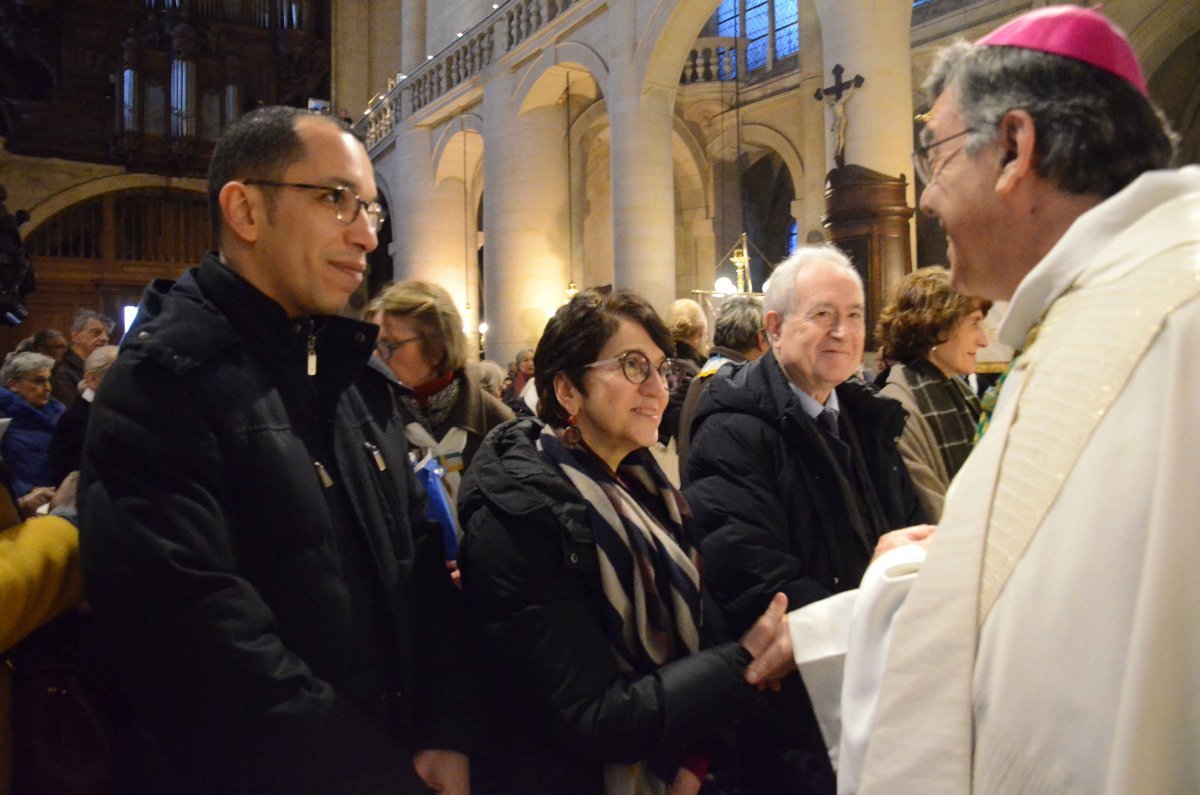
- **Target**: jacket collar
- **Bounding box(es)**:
[128,252,378,391]
[460,418,593,544]
[697,349,906,440]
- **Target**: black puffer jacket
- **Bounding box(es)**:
[683,352,925,792]
[458,418,757,795]
[79,255,472,793]
[684,350,926,635]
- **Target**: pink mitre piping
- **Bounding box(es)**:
[976,5,1147,96]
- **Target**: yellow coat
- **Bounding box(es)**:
[0,509,84,794]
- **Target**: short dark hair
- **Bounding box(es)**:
[534,289,673,428]
[925,42,1177,198]
[71,309,114,334]
[206,106,358,241]
[29,328,66,352]
[876,266,992,363]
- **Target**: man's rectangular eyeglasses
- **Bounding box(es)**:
[912,127,976,185]
[244,180,387,233]
[585,350,683,391]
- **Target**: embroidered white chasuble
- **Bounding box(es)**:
[844,167,1200,794]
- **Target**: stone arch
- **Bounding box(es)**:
[740,122,804,200]
[637,0,722,95]
[432,113,484,186]
[1123,0,1200,80]
[23,174,206,235]
[673,115,712,217]
[514,41,608,116]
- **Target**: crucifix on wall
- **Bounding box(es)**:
[814,64,865,168]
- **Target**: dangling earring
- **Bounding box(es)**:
[563,415,582,446]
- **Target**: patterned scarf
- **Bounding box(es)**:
[537,425,702,674]
[399,372,462,439]
[905,358,982,478]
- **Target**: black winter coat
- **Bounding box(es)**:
[79,255,472,794]
[683,352,925,792]
[684,350,927,635]
[458,418,757,795]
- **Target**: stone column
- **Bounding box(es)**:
[481,70,570,363]
[607,74,677,313]
[384,124,463,287]
[812,0,914,205]
[813,0,917,286]
[401,0,427,75]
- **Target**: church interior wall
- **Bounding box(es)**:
[425,0,489,67]
[5,0,1194,359]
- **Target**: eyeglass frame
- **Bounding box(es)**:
[912,127,977,185]
[584,350,682,391]
[375,334,426,361]
[243,180,388,233]
[18,376,52,387]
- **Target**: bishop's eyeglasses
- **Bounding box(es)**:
[244,180,388,233]
[912,127,976,185]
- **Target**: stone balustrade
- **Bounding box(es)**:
[357,3,741,150]
[358,0,591,149]
[503,0,581,49]
[680,37,744,83]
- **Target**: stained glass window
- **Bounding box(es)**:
[745,0,769,71]
[775,0,799,59]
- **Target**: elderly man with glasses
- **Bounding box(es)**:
[78,106,474,794]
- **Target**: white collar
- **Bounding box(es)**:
[1000,166,1200,350]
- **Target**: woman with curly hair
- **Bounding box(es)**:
[875,267,991,519]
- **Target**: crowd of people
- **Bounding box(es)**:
[2,5,1197,794]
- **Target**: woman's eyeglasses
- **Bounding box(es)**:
[585,350,683,390]
[375,335,425,360]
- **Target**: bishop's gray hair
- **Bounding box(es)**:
[923,40,1176,198]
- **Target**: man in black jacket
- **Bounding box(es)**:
[78,106,471,794]
[684,245,929,792]
[50,309,112,408]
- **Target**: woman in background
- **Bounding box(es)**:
[0,352,65,498]
[875,267,991,519]
[367,281,512,527]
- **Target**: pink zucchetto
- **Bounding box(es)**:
[976,5,1148,96]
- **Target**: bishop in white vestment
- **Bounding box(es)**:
[750,7,1200,794]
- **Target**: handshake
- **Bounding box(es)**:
[737,523,937,689]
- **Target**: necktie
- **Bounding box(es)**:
[818,407,842,440]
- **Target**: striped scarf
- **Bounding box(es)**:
[905,358,982,478]
[537,424,702,674]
